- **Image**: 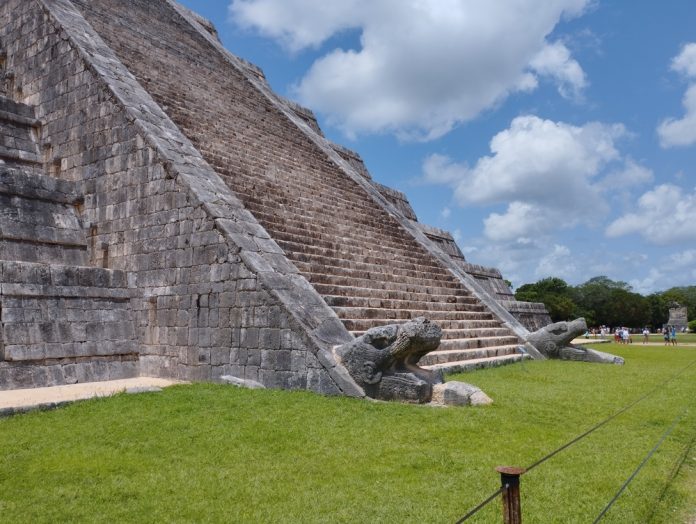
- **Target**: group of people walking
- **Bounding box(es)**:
[662,325,678,346]
[587,325,680,346]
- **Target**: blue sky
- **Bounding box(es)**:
[178,0,696,294]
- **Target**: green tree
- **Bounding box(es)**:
[515,277,578,322]
[646,293,669,329]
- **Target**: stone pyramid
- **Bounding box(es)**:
[0,0,550,396]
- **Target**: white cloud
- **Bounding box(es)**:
[229,0,362,52]
[440,207,451,219]
[483,202,553,242]
[667,249,696,269]
[424,115,625,239]
[629,250,696,294]
[599,158,653,189]
[657,85,696,147]
[529,40,587,99]
[606,184,696,244]
[535,244,577,280]
[629,268,665,296]
[658,43,696,148]
[671,42,696,77]
[229,0,591,139]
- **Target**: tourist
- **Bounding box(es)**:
[642,327,650,344]
[671,325,677,346]
[663,326,670,346]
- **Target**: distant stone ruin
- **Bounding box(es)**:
[0,0,558,399]
[667,304,688,331]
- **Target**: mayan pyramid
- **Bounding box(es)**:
[0,0,549,394]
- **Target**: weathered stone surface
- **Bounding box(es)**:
[526,318,624,364]
[668,305,688,330]
[334,317,444,403]
[431,382,493,406]
[220,375,265,390]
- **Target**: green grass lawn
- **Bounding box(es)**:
[1,343,695,523]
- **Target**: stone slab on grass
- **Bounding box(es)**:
[0,377,183,416]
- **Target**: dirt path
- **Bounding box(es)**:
[0,377,183,415]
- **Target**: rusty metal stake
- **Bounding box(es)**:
[496,466,526,524]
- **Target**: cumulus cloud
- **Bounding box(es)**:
[629,250,696,294]
[535,244,577,280]
[667,249,696,269]
[423,115,626,239]
[599,158,654,189]
[658,43,696,148]
[229,0,591,139]
[529,40,587,100]
[483,202,551,242]
[229,0,362,51]
[671,42,696,77]
[606,184,696,244]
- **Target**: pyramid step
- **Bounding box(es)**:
[0,167,81,205]
[0,98,41,167]
[0,106,41,128]
[334,307,496,322]
[0,143,41,165]
[294,259,458,286]
[0,183,88,265]
[270,226,434,262]
[343,318,502,332]
[278,238,441,270]
[222,170,371,208]
[313,283,472,303]
[422,353,529,375]
[251,205,416,249]
[349,327,512,340]
[249,196,410,234]
[306,271,463,293]
[287,243,446,274]
[440,327,517,339]
[231,175,398,220]
[437,336,521,351]
[0,96,37,120]
[323,294,481,311]
[266,224,432,261]
[419,345,521,366]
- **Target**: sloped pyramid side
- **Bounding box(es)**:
[0,0,362,394]
[67,0,537,373]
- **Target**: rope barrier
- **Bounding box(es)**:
[592,408,688,523]
[453,485,506,523]
[645,424,696,523]
[451,359,696,523]
[524,358,696,473]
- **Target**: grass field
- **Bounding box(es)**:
[0,343,695,523]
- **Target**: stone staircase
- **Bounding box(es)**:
[0,84,88,266]
[71,0,528,376]
[0,52,138,389]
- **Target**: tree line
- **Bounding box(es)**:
[514,276,696,329]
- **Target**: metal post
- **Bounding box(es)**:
[496,466,525,524]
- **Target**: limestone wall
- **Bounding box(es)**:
[0,261,138,389]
